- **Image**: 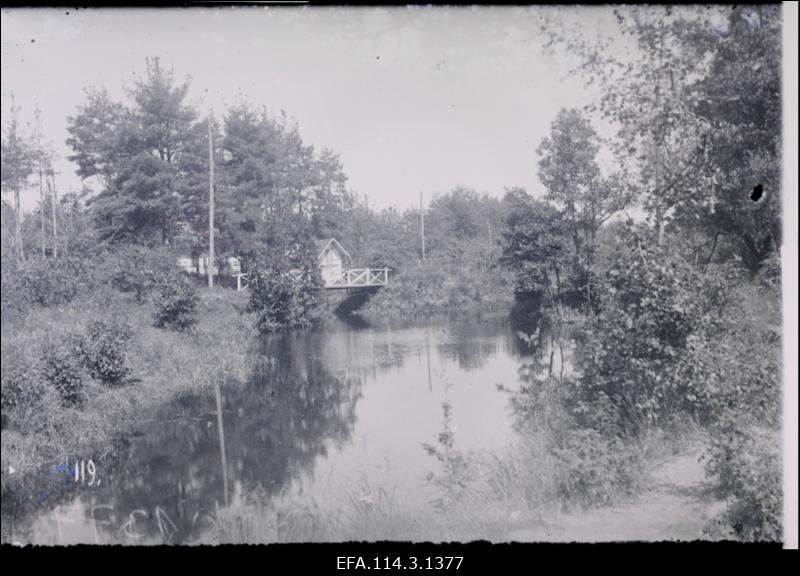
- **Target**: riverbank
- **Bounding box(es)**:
[1,280,512,495]
[506,443,728,542]
[1,288,253,496]
[198,431,720,543]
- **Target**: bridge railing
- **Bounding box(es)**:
[235,268,390,291]
[327,268,390,289]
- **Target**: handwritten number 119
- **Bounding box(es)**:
[73,460,98,485]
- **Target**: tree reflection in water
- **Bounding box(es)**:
[503,313,576,431]
[436,317,503,372]
[17,330,363,544]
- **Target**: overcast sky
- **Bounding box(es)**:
[1,6,637,212]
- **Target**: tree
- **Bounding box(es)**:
[66,58,203,245]
[679,6,782,273]
[1,98,34,266]
[502,187,571,312]
[537,109,622,306]
[66,87,127,186]
[218,99,352,264]
[544,5,781,273]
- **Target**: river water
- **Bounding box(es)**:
[5,312,572,544]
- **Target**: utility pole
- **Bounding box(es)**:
[420,190,426,262]
[35,105,45,257]
[48,170,58,258]
[207,116,215,289]
[9,96,25,265]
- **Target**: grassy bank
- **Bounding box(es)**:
[198,424,705,544]
[1,287,254,494]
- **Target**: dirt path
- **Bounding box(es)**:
[506,446,728,542]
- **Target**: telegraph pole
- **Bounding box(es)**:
[35,105,45,257]
[207,116,215,289]
[420,190,426,262]
[48,170,58,258]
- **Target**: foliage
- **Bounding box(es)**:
[151,272,199,331]
[67,58,200,245]
[247,249,324,334]
[12,255,94,309]
[502,188,574,309]
[39,343,85,406]
[537,109,625,308]
[0,100,35,265]
[556,225,739,438]
[423,401,472,509]
[73,319,134,386]
[218,102,352,260]
[1,364,46,413]
[0,105,35,195]
[354,188,512,315]
[551,427,644,510]
[545,5,781,273]
[704,416,782,542]
[507,327,647,511]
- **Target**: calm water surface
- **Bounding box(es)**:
[6,313,572,544]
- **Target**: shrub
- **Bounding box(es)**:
[152,272,199,330]
[247,261,323,334]
[11,256,93,309]
[705,417,782,542]
[106,245,177,303]
[423,401,472,509]
[551,427,644,510]
[1,364,46,412]
[74,319,134,386]
[39,344,85,406]
[573,237,741,437]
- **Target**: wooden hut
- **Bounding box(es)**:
[315,238,351,286]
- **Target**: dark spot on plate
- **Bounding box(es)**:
[751,184,763,202]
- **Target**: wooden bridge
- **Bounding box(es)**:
[319,268,390,290]
[234,268,390,292]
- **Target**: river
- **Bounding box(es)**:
[5,312,573,544]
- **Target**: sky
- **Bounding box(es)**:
[0,5,624,213]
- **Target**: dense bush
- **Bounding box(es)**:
[106,245,178,303]
[572,235,737,437]
[247,261,323,334]
[705,416,782,542]
[74,319,134,386]
[508,367,645,511]
[39,344,85,406]
[5,256,94,311]
[678,289,781,426]
[152,272,199,330]
[1,364,46,412]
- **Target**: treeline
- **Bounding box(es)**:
[1,57,516,324]
[3,58,352,264]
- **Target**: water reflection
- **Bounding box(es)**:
[15,332,362,544]
[7,312,572,545]
[504,314,578,432]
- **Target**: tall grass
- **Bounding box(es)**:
[1,287,254,491]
